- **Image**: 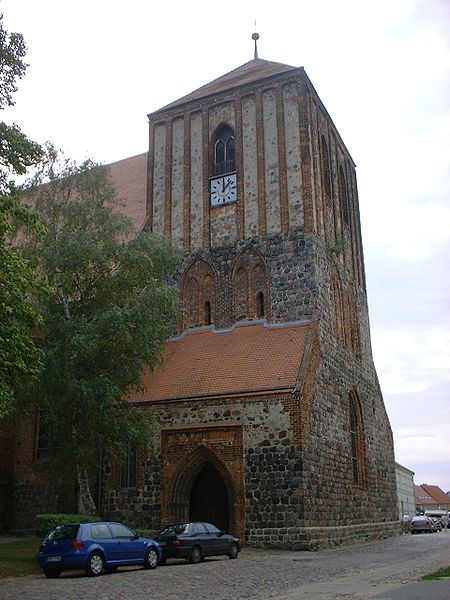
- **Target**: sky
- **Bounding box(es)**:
[2,0,449,493]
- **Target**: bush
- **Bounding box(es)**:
[35,513,101,537]
[135,528,158,538]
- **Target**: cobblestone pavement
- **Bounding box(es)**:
[1,533,449,600]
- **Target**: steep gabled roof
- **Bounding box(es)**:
[414,484,437,505]
[421,484,450,505]
[127,320,312,403]
[151,58,299,115]
[107,152,148,230]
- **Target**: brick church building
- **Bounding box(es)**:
[3,53,399,548]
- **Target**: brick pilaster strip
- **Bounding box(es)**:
[164,119,173,238]
[276,85,289,231]
[255,91,266,235]
[183,112,191,251]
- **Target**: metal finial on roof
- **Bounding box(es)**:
[252,32,260,59]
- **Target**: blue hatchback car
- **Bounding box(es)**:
[37,521,162,578]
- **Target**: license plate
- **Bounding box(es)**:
[46,556,61,562]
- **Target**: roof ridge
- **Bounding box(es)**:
[150,58,299,115]
[170,318,312,341]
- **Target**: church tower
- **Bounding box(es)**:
[105,51,399,548]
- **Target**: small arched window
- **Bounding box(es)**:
[181,259,216,329]
[256,291,265,318]
[213,125,235,176]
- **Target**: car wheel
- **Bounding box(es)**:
[43,569,61,578]
[228,542,239,559]
[85,551,105,577]
[144,547,158,570]
[189,545,202,564]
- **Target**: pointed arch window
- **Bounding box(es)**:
[181,259,217,329]
[213,125,235,176]
[232,251,270,321]
[120,446,137,489]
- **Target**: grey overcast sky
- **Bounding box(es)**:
[2,0,449,492]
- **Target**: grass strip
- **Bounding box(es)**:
[0,538,41,578]
[422,566,450,580]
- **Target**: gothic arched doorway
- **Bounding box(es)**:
[189,463,229,531]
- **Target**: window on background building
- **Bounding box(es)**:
[120,447,137,488]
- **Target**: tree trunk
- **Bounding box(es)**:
[76,465,97,515]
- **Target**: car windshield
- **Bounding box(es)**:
[47,524,80,540]
[159,523,189,536]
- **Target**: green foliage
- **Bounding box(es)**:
[422,565,450,580]
[35,513,101,537]
[0,14,45,420]
[0,122,42,189]
[0,14,42,192]
[327,237,345,257]
[0,14,27,108]
[0,191,48,421]
[25,149,181,505]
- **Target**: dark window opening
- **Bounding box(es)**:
[320,135,332,203]
[204,301,212,325]
[256,291,265,318]
[349,397,365,486]
[339,166,350,227]
[36,410,54,459]
[120,447,137,488]
[215,139,225,167]
[213,125,235,176]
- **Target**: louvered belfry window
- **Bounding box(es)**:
[213,125,235,176]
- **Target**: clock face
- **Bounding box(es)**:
[210,174,237,207]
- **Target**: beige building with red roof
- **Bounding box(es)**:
[8,52,399,547]
[415,484,450,513]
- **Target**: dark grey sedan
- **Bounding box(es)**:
[410,516,435,534]
[154,521,240,564]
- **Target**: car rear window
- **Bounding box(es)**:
[47,524,80,540]
[160,523,188,536]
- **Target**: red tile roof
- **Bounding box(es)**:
[152,59,299,115]
[127,320,312,403]
[420,484,450,505]
[414,485,434,505]
[107,152,147,231]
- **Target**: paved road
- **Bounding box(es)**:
[1,532,449,599]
